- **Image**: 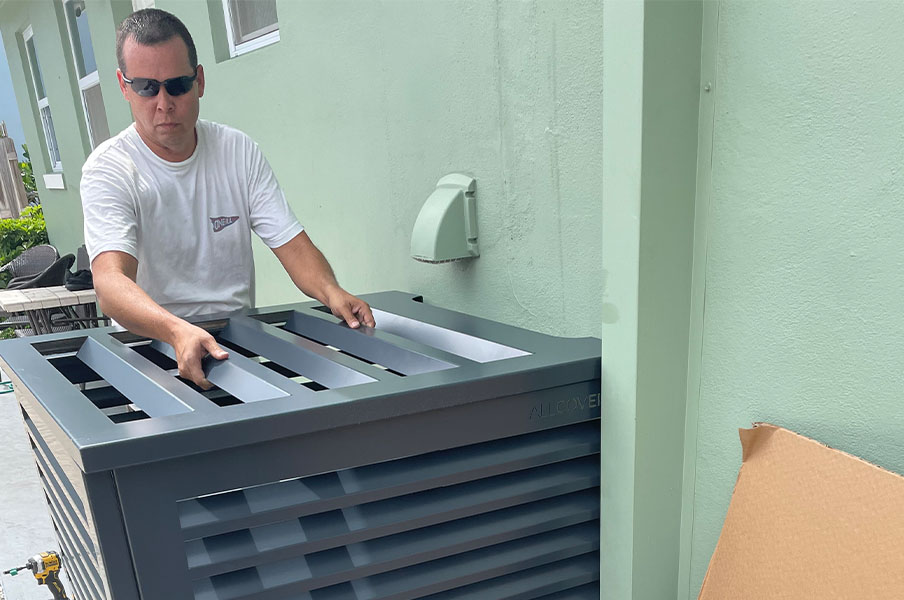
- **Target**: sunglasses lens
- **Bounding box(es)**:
[164,76,194,97]
[131,78,160,97]
[127,72,196,97]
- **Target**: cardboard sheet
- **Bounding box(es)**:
[699,423,904,599]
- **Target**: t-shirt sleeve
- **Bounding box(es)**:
[247,140,304,248]
[80,152,140,264]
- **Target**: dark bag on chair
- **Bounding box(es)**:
[65,269,94,291]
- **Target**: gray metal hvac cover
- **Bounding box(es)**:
[0,292,601,600]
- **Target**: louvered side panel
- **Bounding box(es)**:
[23,407,110,600]
[48,513,104,600]
[185,458,599,578]
[51,526,96,600]
[43,488,105,600]
[179,420,600,540]
[185,422,601,600]
[23,415,88,524]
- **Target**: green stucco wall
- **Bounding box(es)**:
[601,2,643,595]
[0,0,603,338]
[635,2,700,598]
[0,0,95,255]
[686,1,904,596]
[602,1,702,598]
[182,0,604,336]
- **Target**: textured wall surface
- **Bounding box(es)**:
[183,0,604,336]
[689,1,904,594]
[0,0,602,337]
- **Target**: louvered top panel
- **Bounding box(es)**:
[0,292,600,473]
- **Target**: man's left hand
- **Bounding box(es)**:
[325,287,375,329]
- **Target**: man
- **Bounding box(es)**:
[80,9,374,389]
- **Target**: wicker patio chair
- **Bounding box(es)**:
[4,254,108,335]
[0,245,60,331]
[0,244,59,283]
[7,253,74,290]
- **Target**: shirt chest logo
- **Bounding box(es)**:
[210,216,240,232]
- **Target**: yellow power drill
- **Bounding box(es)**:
[3,551,69,600]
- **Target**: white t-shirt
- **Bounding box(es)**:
[81,120,303,318]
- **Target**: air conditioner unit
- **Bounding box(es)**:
[0,292,601,600]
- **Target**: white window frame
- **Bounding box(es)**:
[23,25,63,172]
[61,0,108,149]
[222,0,280,58]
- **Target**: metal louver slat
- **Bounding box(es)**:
[220,316,380,388]
[345,522,599,600]
[150,340,295,403]
[419,553,599,600]
[32,443,96,556]
[194,522,599,600]
[283,310,456,375]
[23,415,87,519]
[76,336,212,416]
[188,488,598,582]
[196,497,597,598]
[42,492,106,599]
[53,530,99,600]
[367,308,532,363]
[534,582,601,600]
[179,421,599,540]
[185,458,599,576]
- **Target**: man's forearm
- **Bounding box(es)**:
[95,270,189,346]
[272,232,375,328]
[291,246,341,305]
[273,232,341,303]
[94,263,229,389]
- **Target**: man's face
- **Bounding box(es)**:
[118,35,204,162]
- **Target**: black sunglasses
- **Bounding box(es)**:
[122,69,198,97]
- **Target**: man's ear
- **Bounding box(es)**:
[116,69,129,99]
[196,64,205,99]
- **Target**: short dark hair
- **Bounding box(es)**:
[116,8,197,74]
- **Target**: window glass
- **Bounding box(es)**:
[228,0,278,45]
[83,82,110,146]
[65,0,97,78]
[63,1,108,149]
[24,27,62,169]
[39,105,61,167]
[25,36,46,100]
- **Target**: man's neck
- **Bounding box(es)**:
[135,125,198,163]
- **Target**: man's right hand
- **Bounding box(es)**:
[170,321,229,390]
[93,251,229,390]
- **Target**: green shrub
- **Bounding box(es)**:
[19,144,37,195]
[0,205,50,288]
